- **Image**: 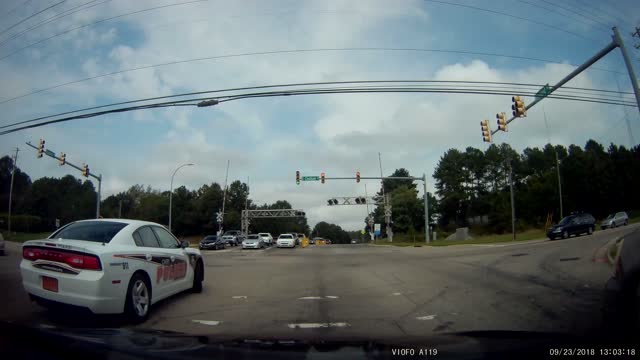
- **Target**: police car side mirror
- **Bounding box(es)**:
[180,240,190,249]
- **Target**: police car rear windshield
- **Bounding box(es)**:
[50,221,128,243]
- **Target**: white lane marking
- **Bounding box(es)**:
[192,320,222,326]
[232,295,248,299]
[392,292,402,296]
[287,322,350,329]
[298,296,339,300]
[416,315,437,320]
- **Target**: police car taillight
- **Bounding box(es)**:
[23,247,102,271]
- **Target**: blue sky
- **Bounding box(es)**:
[1,0,639,230]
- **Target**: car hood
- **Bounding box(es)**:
[3,321,636,360]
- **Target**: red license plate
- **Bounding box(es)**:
[42,276,58,292]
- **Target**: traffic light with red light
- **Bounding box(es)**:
[512,96,526,117]
[496,112,507,132]
[37,139,45,158]
[356,171,361,183]
[321,172,325,184]
[481,119,491,142]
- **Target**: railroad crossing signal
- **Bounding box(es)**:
[37,139,45,158]
[481,119,491,142]
[327,198,339,206]
[296,170,300,185]
[356,171,361,183]
[511,96,526,117]
[321,172,325,184]
[82,163,89,177]
[59,153,66,166]
[354,197,366,204]
[496,112,508,132]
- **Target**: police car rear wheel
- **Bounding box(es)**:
[125,273,151,323]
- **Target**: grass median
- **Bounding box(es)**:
[372,229,546,247]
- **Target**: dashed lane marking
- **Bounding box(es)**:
[416,315,437,320]
[287,322,350,329]
[192,320,222,326]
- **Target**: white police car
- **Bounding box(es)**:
[20,219,204,323]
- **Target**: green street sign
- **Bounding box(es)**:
[360,229,366,235]
[535,84,551,99]
[302,176,320,181]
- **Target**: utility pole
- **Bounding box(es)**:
[543,108,563,219]
[378,153,392,242]
[423,173,430,244]
[118,198,123,218]
[508,160,516,241]
[219,160,230,236]
[7,147,19,236]
[365,184,374,242]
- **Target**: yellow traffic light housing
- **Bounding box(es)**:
[481,119,492,142]
[82,164,89,177]
[496,112,508,132]
[59,153,66,166]
[37,139,45,158]
[511,96,526,117]
[356,171,361,183]
[296,170,300,185]
[321,172,325,184]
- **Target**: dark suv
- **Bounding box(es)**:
[547,212,596,240]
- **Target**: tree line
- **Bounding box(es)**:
[432,139,639,233]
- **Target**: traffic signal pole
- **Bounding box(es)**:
[491,34,620,136]
[25,141,103,218]
[613,27,640,112]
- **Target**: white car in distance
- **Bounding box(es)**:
[258,233,273,246]
[242,234,265,249]
[276,234,296,248]
[20,219,204,323]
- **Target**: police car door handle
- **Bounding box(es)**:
[145,254,152,261]
[170,255,175,263]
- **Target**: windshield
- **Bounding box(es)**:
[3,0,640,353]
[49,221,127,243]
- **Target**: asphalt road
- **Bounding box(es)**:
[0,225,636,340]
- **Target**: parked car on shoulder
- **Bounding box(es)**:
[221,230,243,246]
[311,237,323,245]
[601,211,629,230]
[276,234,296,248]
[242,234,265,249]
[258,233,273,246]
[199,235,225,250]
[325,239,332,244]
[547,212,596,240]
[297,233,305,245]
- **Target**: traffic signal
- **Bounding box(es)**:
[37,139,45,158]
[356,171,361,183]
[327,199,333,206]
[511,96,526,117]
[327,198,338,206]
[82,163,89,177]
[296,170,300,185]
[480,119,491,142]
[59,153,66,166]
[496,112,507,132]
[321,172,325,184]
[355,197,366,204]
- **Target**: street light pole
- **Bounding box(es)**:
[169,163,194,232]
[423,173,430,244]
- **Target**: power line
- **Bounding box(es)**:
[0,0,208,62]
[0,85,635,135]
[516,0,605,30]
[0,79,633,130]
[0,0,66,37]
[538,0,609,28]
[0,46,626,107]
[0,0,33,21]
[0,0,108,47]
[422,0,600,42]
[566,0,631,28]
